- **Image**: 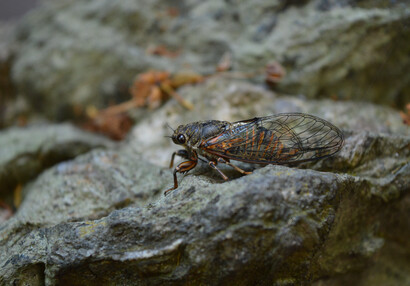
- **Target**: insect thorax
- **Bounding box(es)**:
[180,120,230,147]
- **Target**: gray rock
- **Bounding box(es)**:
[0,114,408,285]
[9,0,410,121]
[0,124,113,198]
[0,135,410,285]
[265,2,410,105]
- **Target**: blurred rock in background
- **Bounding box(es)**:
[0,0,39,21]
[1,0,408,123]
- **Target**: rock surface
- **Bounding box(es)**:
[8,0,410,121]
[1,78,409,284]
[0,124,113,199]
[0,128,408,285]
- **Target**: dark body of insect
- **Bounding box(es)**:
[165,113,344,195]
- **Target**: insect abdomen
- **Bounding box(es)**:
[202,113,343,164]
[226,127,300,162]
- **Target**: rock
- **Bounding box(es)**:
[1,149,165,230]
[0,86,408,284]
[266,2,410,106]
[0,124,113,199]
[9,0,410,121]
[0,129,408,284]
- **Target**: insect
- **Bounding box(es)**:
[165,113,344,195]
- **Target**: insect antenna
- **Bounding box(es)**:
[166,123,175,132]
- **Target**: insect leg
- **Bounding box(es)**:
[164,169,179,196]
[165,154,198,196]
[169,149,189,168]
[208,161,229,181]
[217,157,253,175]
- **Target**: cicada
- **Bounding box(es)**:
[165,113,344,195]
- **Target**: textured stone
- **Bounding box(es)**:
[0,141,408,285]
[0,106,408,285]
[9,0,410,121]
[0,124,113,198]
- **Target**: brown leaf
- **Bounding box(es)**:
[82,112,133,141]
[169,72,204,88]
[265,61,286,85]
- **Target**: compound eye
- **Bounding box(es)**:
[177,134,186,144]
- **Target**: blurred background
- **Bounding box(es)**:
[1,0,409,131]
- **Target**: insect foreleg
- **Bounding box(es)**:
[164,160,197,195]
[169,149,189,168]
[217,157,253,175]
[208,161,229,181]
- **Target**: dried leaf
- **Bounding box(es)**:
[84,69,198,138]
[161,82,194,110]
[169,72,204,88]
[130,70,197,110]
[147,86,163,110]
[265,61,286,85]
[130,71,170,108]
[83,112,133,141]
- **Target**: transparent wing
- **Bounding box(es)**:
[201,113,344,164]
